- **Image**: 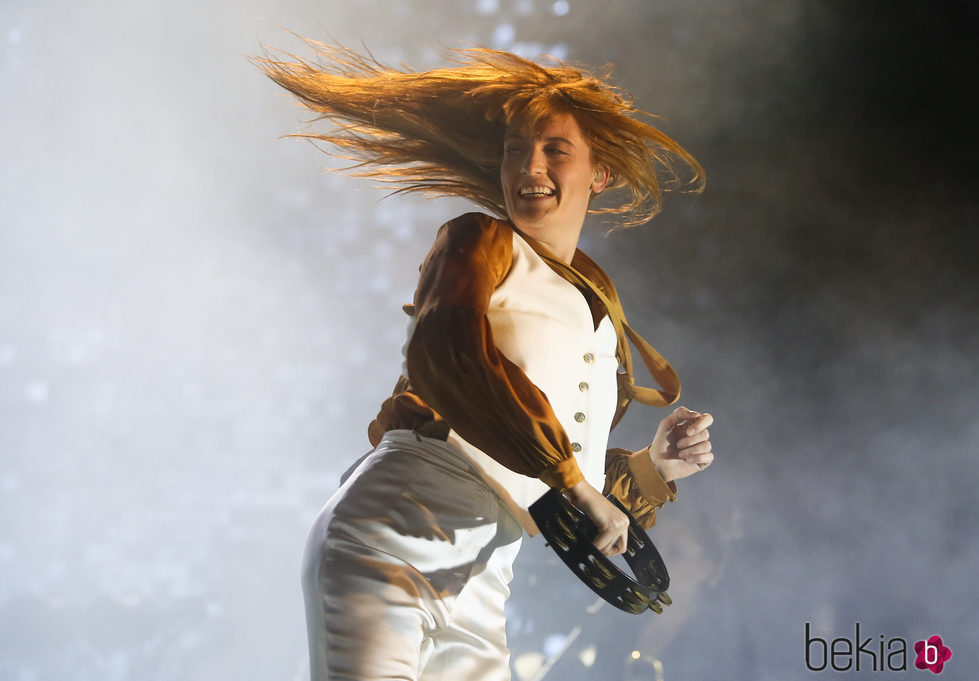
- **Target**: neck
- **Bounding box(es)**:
[514,224,583,265]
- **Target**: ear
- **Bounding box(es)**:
[591,165,611,194]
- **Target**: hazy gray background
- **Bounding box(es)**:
[1,1,976,679]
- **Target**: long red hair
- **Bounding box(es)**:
[254,39,704,226]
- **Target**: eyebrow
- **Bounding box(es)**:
[504,133,576,145]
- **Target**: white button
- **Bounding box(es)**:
[574,412,586,423]
[578,382,589,392]
[583,353,594,364]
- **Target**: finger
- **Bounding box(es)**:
[677,428,710,449]
[608,534,627,557]
[687,451,714,465]
[591,515,628,554]
[679,441,712,459]
[596,529,628,556]
[685,412,713,435]
[682,418,711,439]
[659,410,683,433]
[673,406,701,427]
[591,519,614,546]
[665,405,700,430]
[592,529,617,555]
[689,451,715,468]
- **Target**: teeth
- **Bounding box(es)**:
[519,186,554,197]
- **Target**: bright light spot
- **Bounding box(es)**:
[513,652,545,681]
[579,644,597,667]
[511,42,544,59]
[553,0,570,16]
[631,650,641,659]
[493,23,516,48]
[26,381,48,403]
[476,0,499,14]
[7,28,22,45]
[543,633,567,656]
[549,43,569,60]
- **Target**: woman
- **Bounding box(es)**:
[256,43,714,681]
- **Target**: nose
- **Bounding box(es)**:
[522,145,546,176]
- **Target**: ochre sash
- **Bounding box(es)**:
[521,238,681,427]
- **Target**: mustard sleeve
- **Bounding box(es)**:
[603,447,678,530]
[405,213,585,491]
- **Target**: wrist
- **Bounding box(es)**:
[644,445,671,482]
[562,479,603,511]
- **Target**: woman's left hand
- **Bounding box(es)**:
[648,406,714,482]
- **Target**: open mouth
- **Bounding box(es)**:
[518,185,555,198]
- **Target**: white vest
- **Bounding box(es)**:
[437,231,619,534]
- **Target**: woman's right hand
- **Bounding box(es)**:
[563,480,629,556]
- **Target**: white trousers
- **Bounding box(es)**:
[302,430,524,681]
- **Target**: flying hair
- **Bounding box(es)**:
[254,38,704,227]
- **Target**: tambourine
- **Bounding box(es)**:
[528,489,672,615]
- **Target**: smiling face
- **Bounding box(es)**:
[500,111,608,259]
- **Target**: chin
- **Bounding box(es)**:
[510,209,553,229]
